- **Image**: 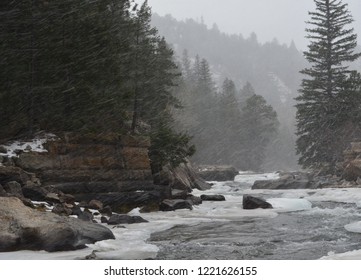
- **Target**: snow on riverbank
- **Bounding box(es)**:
[0,132,58,160]
[1,171,361,260]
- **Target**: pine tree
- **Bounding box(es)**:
[216,78,243,165]
[296,0,361,172]
[239,94,279,171]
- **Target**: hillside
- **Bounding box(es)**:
[152,14,309,170]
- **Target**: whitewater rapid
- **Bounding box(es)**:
[2,172,361,260]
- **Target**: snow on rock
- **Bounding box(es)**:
[0,132,58,158]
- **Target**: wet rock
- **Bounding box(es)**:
[343,159,361,181]
[243,195,273,210]
[45,192,61,204]
[88,199,103,210]
[0,184,6,196]
[78,211,94,222]
[75,191,164,214]
[85,250,99,260]
[155,162,211,191]
[252,173,315,190]
[99,205,112,217]
[100,216,108,223]
[59,193,75,204]
[159,199,193,211]
[252,179,313,190]
[0,146,7,154]
[107,214,148,225]
[52,203,73,216]
[186,195,202,205]
[22,186,48,201]
[200,194,226,201]
[3,181,23,198]
[71,205,83,217]
[196,165,239,181]
[21,198,35,209]
[0,166,31,186]
[0,197,115,252]
[171,189,189,199]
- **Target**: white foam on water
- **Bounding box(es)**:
[267,198,312,212]
[3,171,361,260]
[235,172,280,185]
[321,249,361,260]
[344,221,361,233]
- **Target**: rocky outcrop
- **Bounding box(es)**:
[196,165,239,181]
[155,161,211,192]
[342,142,361,181]
[252,172,315,190]
[243,195,273,209]
[15,133,153,191]
[11,133,170,212]
[0,166,40,188]
[0,197,114,252]
[1,133,210,214]
[159,199,193,211]
[107,214,148,225]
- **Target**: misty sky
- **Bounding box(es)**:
[136,0,361,50]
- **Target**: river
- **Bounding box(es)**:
[2,172,361,260]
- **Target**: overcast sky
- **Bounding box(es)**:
[135,0,361,50]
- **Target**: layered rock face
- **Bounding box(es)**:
[15,133,153,191]
[13,133,168,212]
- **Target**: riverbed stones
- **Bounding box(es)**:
[0,146,7,154]
[159,199,193,211]
[243,195,273,209]
[3,181,23,198]
[0,197,115,252]
[88,199,103,210]
[107,214,148,225]
[99,205,113,217]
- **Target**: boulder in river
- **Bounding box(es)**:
[159,199,193,211]
[107,214,148,225]
[252,172,315,190]
[200,194,226,201]
[0,197,115,252]
[196,165,239,181]
[243,195,273,209]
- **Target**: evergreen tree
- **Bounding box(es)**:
[296,0,361,172]
[239,94,279,171]
[216,78,243,165]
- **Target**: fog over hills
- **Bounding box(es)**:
[137,0,361,51]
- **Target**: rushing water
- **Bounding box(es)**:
[149,173,361,260]
[2,172,361,260]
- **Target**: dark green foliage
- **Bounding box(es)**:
[239,94,279,171]
[0,0,132,136]
[148,126,195,173]
[0,0,193,171]
[296,0,361,172]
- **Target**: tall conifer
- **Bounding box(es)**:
[296,0,361,172]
